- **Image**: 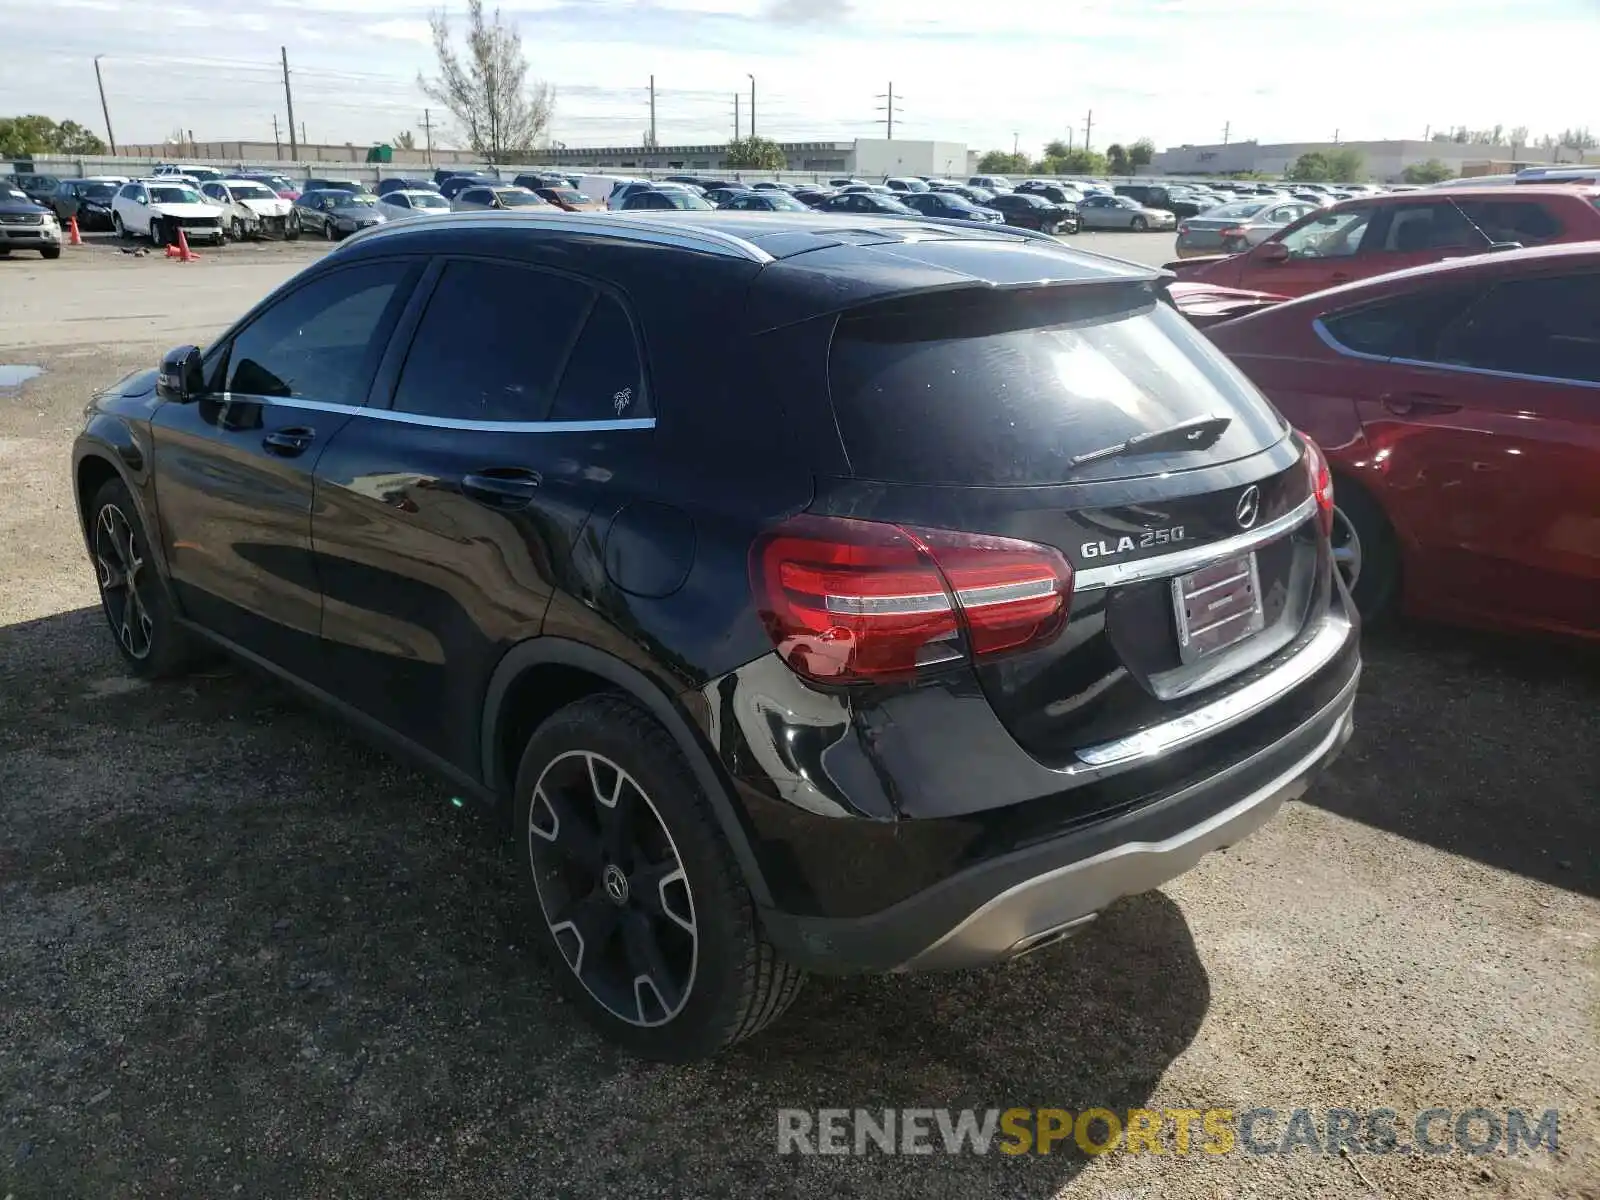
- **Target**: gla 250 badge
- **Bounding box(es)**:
[1080,526,1187,560]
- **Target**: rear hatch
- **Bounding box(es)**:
[808,280,1329,767]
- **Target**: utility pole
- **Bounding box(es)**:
[301,121,308,149]
[281,47,298,162]
[1332,128,1340,144]
[649,75,657,147]
[1082,109,1093,153]
[748,75,756,139]
[423,108,433,165]
[1067,128,1074,153]
[733,93,740,141]
[272,113,281,159]
[93,56,116,154]
[1222,120,1230,146]
[875,82,896,140]
[1013,130,1019,156]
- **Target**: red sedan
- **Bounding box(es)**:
[1205,242,1600,642]
[1170,186,1600,298]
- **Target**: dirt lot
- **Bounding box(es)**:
[1,246,1596,1200]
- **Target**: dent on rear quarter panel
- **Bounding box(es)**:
[1206,316,1366,458]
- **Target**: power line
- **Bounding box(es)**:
[874,82,898,140]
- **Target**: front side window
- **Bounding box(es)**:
[391,261,592,422]
[1435,274,1600,383]
[1276,207,1373,258]
[389,194,412,208]
[222,262,413,405]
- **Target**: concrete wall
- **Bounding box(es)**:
[112,141,486,166]
[850,139,968,178]
[1152,138,1587,182]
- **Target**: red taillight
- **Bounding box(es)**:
[751,515,1073,684]
[1177,222,1191,236]
[1299,433,1335,537]
[1219,225,1247,239]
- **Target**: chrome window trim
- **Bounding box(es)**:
[1074,495,1318,592]
[1313,316,1600,390]
[220,393,656,433]
[342,210,777,263]
[1075,610,1353,768]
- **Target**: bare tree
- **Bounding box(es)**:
[419,0,555,164]
[393,130,417,150]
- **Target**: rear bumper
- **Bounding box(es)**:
[762,654,1357,972]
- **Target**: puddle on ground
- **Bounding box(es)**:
[0,364,44,392]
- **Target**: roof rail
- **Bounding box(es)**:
[342,210,775,263]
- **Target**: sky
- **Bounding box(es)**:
[2,0,1595,156]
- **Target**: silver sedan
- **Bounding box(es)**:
[450,185,550,213]
[1076,194,1177,232]
[376,189,454,222]
[1174,198,1320,257]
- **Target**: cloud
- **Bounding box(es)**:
[367,17,433,42]
[764,0,851,24]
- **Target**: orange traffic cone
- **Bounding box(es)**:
[168,228,199,263]
[68,215,82,246]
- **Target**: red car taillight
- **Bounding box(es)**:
[751,515,1073,684]
[1177,223,1190,236]
[1299,433,1335,538]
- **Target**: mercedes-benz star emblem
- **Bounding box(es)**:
[602,863,631,906]
[1235,485,1262,530]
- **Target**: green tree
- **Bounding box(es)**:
[419,0,555,164]
[1034,148,1105,176]
[976,149,1030,174]
[1105,142,1129,174]
[1129,137,1155,168]
[1402,159,1455,185]
[724,135,786,169]
[0,115,106,157]
[1325,147,1366,181]
[1042,139,1070,160]
[1287,151,1332,181]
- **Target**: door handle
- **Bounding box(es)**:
[262,426,315,456]
[1381,392,1461,417]
[1328,271,1352,283]
[462,468,542,510]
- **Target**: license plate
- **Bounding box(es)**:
[1171,553,1265,663]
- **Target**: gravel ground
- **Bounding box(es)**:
[0,261,1596,1200]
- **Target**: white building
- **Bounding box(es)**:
[1151,139,1575,182]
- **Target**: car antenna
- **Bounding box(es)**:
[1445,197,1521,253]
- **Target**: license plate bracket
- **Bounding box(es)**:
[1171,553,1266,664]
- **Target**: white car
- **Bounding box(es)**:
[153,163,225,184]
[111,179,225,247]
[200,179,298,240]
[376,189,453,222]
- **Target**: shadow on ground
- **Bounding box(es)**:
[1306,619,1600,899]
[1,607,1205,1198]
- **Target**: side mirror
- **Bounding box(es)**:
[1257,241,1290,263]
[157,346,203,402]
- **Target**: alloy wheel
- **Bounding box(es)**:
[1330,505,1363,590]
[94,503,154,660]
[527,750,697,1027]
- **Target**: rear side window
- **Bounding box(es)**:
[392,261,592,422]
[548,295,648,423]
[1454,200,1562,244]
[1435,273,1600,383]
[827,287,1285,485]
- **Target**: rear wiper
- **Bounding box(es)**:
[1065,414,1232,470]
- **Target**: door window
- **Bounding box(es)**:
[1378,202,1477,253]
[1277,207,1373,258]
[547,295,649,423]
[1320,287,1483,359]
[1454,200,1562,245]
[391,260,593,422]
[1435,274,1600,383]
[222,261,414,405]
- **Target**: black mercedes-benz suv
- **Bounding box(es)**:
[72,211,1359,1060]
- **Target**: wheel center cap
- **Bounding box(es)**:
[601,864,630,906]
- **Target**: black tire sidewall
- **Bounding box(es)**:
[88,477,194,678]
[1333,477,1400,622]
[510,696,761,1060]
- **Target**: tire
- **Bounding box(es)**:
[228,218,243,242]
[148,217,166,247]
[323,220,336,242]
[113,212,127,238]
[87,477,203,679]
[1131,215,1149,231]
[42,247,61,260]
[513,694,805,1061]
[1330,476,1400,624]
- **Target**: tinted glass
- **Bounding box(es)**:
[389,194,412,208]
[828,287,1284,485]
[1321,287,1483,359]
[548,295,648,423]
[1436,274,1600,383]
[1454,199,1562,244]
[1378,202,1477,252]
[392,261,591,422]
[224,262,411,405]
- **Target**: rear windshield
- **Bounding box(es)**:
[827,286,1285,485]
